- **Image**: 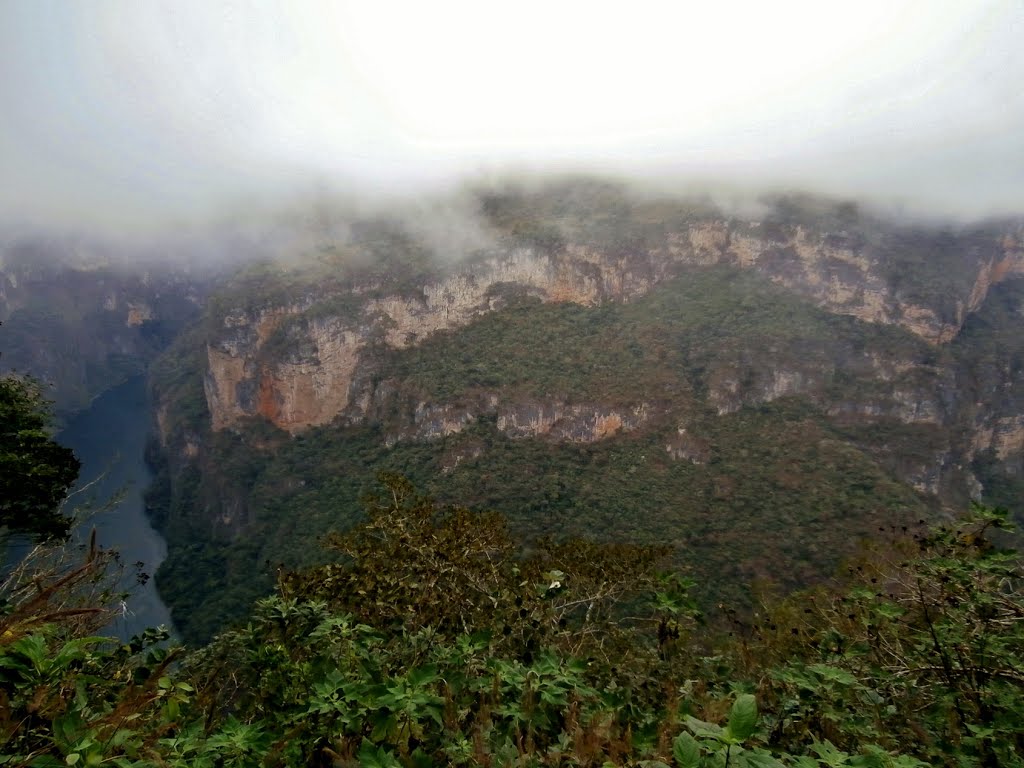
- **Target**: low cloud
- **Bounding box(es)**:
[1,0,1021,239]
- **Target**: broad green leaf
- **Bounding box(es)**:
[10,635,49,672]
[26,758,66,768]
[409,747,434,768]
[727,694,758,742]
[742,749,786,768]
[684,715,723,739]
[810,740,851,768]
[407,664,438,688]
[673,731,701,768]
[808,665,858,687]
[53,711,85,750]
[873,601,905,619]
[52,638,105,671]
[357,739,401,768]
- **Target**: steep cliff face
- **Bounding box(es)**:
[138,189,1024,643]
[168,240,1012,543]
[202,308,365,432]
[389,396,649,442]
[953,276,1024,478]
[684,221,1024,343]
[0,240,207,413]
[974,416,1024,461]
[200,244,666,434]
[195,216,1023,438]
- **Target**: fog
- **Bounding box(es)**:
[1,0,1022,237]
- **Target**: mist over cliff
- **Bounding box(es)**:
[3,2,1024,645]
[2,1,1023,237]
[79,180,1012,642]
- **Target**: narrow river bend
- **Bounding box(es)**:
[59,375,176,640]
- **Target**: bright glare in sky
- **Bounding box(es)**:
[0,0,1021,231]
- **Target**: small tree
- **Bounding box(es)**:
[279,472,675,658]
[0,372,80,542]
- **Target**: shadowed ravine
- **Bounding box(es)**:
[59,375,176,640]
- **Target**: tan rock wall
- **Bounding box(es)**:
[200,219,1024,435]
[974,415,1024,460]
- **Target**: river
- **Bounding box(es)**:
[58,375,177,640]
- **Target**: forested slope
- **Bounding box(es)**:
[146,185,1024,644]
[149,267,947,643]
[4,345,1024,766]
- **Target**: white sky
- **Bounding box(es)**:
[1,0,1022,232]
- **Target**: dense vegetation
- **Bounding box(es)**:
[4,456,1024,766]
[149,268,949,644]
[0,369,80,542]
[5,351,1024,766]
[5,181,1024,765]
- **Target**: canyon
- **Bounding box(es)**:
[196,220,1024,438]
[4,183,1024,643]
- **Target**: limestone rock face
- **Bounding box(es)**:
[495,401,650,442]
[673,222,1024,344]
[194,215,1024,439]
[256,323,361,431]
[201,245,664,434]
[372,397,650,446]
[126,302,154,326]
[204,310,361,433]
[665,427,712,464]
[707,365,824,416]
[974,415,1024,462]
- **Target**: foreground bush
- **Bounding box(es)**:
[2,475,1022,766]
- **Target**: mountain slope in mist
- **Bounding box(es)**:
[126,181,1024,643]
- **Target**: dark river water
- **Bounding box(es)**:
[58,375,176,640]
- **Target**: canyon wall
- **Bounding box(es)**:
[1,248,206,413]
[196,218,1024,439]
[138,194,1024,642]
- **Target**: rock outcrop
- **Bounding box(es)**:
[0,246,205,413]
[196,218,1024,437]
[133,190,1024,644]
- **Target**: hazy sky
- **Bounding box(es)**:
[1,0,1022,232]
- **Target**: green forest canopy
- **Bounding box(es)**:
[3,455,1024,766]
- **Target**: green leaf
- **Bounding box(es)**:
[673,731,701,768]
[9,634,49,672]
[357,739,401,768]
[810,740,851,768]
[684,715,724,740]
[727,694,758,742]
[873,601,905,619]
[53,711,85,750]
[406,664,439,688]
[808,664,858,687]
[741,749,786,768]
